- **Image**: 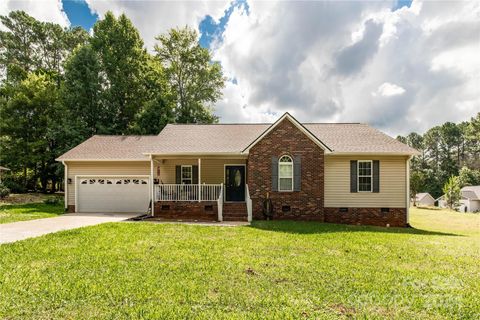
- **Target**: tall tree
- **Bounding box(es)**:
[465,113,480,169]
[410,171,425,206]
[442,176,461,209]
[0,73,61,191]
[154,26,224,123]
[61,44,103,141]
[406,132,425,171]
[0,11,39,84]
[90,12,149,134]
[0,11,88,85]
[458,166,480,187]
[129,56,174,134]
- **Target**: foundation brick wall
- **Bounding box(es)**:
[154,201,218,221]
[324,207,407,227]
[247,118,325,221]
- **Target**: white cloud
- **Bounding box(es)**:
[212,0,480,135]
[2,0,479,136]
[85,0,230,50]
[373,82,406,97]
[0,0,69,29]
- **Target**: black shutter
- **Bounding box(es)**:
[271,156,278,191]
[175,166,181,184]
[373,160,380,193]
[192,165,199,184]
[350,160,357,193]
[293,155,301,191]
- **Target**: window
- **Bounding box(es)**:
[358,160,372,192]
[278,155,293,191]
[181,165,192,184]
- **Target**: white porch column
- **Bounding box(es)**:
[150,155,155,216]
[198,158,202,202]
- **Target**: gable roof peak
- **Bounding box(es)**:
[241,112,332,153]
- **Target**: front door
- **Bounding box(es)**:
[225,165,245,202]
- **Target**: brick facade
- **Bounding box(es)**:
[324,207,407,227]
[154,201,217,221]
[247,118,325,220]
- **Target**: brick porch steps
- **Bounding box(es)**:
[223,202,248,221]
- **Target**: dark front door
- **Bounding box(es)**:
[225,165,245,202]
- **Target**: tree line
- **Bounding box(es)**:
[397,113,480,201]
[0,11,224,193]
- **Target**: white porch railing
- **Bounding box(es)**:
[155,184,222,202]
[246,184,252,222]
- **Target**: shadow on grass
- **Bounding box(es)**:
[249,220,461,237]
[414,206,442,211]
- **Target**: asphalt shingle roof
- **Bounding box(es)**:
[57,121,418,160]
[57,135,161,160]
[461,186,480,200]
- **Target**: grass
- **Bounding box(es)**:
[0,196,64,224]
[0,207,478,319]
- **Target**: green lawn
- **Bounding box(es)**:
[0,208,478,319]
[0,202,64,224]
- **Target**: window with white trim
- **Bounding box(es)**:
[279,155,293,191]
[358,160,372,192]
[181,165,192,184]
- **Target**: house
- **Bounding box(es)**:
[412,192,435,207]
[437,186,480,213]
[56,113,419,227]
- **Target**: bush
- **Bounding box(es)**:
[43,197,61,205]
[0,184,10,199]
[2,179,27,193]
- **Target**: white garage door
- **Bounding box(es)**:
[77,176,150,213]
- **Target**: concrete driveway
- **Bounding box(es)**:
[0,213,139,244]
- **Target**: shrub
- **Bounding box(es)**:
[2,180,26,193]
[43,197,61,205]
[0,184,10,199]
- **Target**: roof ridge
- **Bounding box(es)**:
[92,134,159,137]
[166,122,363,126]
[167,123,271,125]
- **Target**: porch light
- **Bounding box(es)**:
[67,178,72,184]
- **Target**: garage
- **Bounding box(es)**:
[76,176,150,213]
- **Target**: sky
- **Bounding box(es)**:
[1,0,479,136]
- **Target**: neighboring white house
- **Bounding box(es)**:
[437,186,480,213]
[413,192,435,207]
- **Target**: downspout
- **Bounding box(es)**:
[406,156,411,226]
[63,161,68,211]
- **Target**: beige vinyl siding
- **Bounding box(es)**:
[157,159,246,184]
[67,161,150,205]
[324,155,407,208]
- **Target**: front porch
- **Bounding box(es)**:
[150,156,253,222]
